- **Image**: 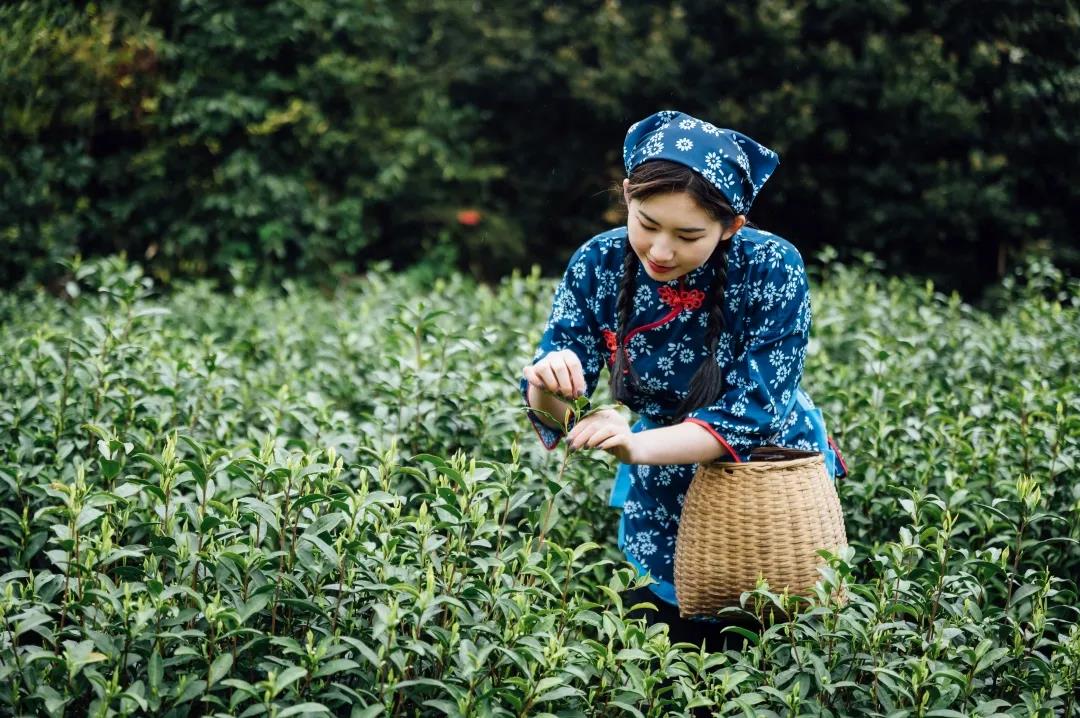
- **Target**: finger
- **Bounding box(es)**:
[534,362,560,394]
[570,423,601,451]
[579,425,607,448]
[585,427,617,448]
[522,365,542,388]
[597,434,626,450]
[562,352,586,397]
[567,414,587,442]
[567,411,598,443]
[550,358,577,398]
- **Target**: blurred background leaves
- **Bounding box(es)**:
[1,0,1077,296]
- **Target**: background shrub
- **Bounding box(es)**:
[2,0,1077,294]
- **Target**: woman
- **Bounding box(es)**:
[521,110,847,650]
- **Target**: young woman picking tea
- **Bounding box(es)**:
[521,110,847,648]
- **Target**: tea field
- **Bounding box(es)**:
[1,254,1078,717]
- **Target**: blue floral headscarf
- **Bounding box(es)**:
[623,110,780,214]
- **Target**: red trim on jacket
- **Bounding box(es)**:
[622,307,682,345]
[683,418,743,462]
[608,278,701,370]
[828,435,848,476]
[601,329,618,367]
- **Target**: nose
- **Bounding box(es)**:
[650,238,675,263]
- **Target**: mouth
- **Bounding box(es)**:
[647,259,675,274]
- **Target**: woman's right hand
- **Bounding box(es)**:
[522,349,586,401]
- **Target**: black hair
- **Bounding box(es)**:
[610,159,743,420]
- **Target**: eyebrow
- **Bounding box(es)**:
[638,210,706,234]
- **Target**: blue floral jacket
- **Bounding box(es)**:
[520,225,847,607]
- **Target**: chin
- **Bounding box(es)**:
[639,257,677,278]
[648,265,683,280]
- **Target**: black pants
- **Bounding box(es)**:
[619,585,762,653]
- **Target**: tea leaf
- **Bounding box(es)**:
[208,653,232,687]
[279,702,332,717]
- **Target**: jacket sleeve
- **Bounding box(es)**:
[683,240,811,461]
[520,243,606,450]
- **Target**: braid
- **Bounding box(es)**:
[673,241,729,420]
[609,239,640,403]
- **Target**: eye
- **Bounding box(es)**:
[639,222,658,233]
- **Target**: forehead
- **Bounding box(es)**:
[634,191,714,226]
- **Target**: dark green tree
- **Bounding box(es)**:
[2,0,1076,294]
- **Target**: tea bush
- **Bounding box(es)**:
[0,254,1078,716]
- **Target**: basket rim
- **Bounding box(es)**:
[699,452,826,476]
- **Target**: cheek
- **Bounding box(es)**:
[627,230,649,257]
[688,241,721,267]
[690,245,712,263]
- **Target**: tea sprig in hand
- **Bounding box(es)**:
[522,350,638,461]
[525,386,637,462]
[522,386,594,430]
[565,405,637,463]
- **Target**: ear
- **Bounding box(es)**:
[622,178,630,206]
[723,215,747,240]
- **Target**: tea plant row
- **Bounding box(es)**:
[0,254,1077,716]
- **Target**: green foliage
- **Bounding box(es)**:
[0,0,496,289]
[3,0,1078,293]
[1,255,1078,714]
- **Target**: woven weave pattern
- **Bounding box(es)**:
[673,449,848,618]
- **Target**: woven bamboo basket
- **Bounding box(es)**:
[673,446,848,619]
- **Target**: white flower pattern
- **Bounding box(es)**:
[622,111,779,231]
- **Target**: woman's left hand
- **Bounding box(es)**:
[567,408,638,463]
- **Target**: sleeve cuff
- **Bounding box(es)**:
[683,418,743,462]
[521,377,565,451]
